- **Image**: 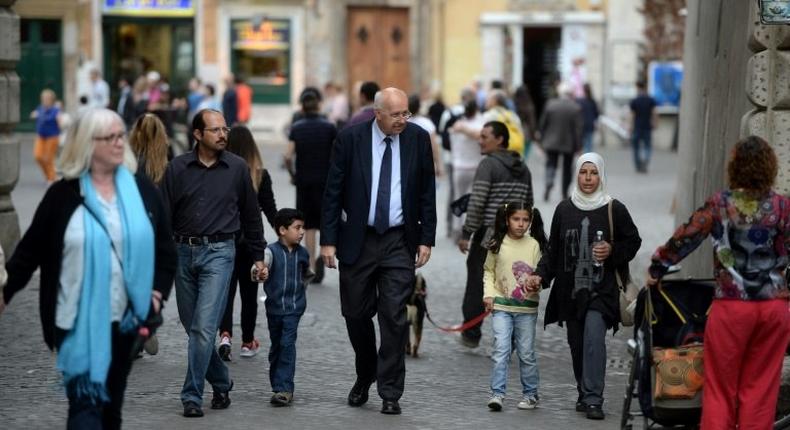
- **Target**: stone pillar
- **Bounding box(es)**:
[0,0,20,255]
[673,0,751,278]
[743,4,790,194]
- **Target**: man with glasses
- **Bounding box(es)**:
[161,109,268,418]
[321,88,437,415]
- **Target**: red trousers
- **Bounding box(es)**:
[701,299,790,430]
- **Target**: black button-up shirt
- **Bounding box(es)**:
[161,149,267,260]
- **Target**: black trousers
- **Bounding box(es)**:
[220,244,258,343]
[66,324,135,430]
[461,228,487,340]
[545,150,574,199]
[339,228,415,401]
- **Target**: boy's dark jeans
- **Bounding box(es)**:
[67,324,135,430]
[267,313,302,392]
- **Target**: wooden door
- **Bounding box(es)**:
[347,7,410,95]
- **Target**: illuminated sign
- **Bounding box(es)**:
[759,0,790,24]
[232,19,289,51]
[103,0,194,18]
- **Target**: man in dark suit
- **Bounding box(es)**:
[321,87,436,415]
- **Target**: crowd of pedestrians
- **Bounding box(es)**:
[3,69,782,430]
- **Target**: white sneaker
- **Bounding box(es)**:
[517,394,539,410]
[240,339,261,358]
[487,395,504,411]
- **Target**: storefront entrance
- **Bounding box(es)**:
[522,27,561,119]
[102,17,195,97]
[16,19,63,132]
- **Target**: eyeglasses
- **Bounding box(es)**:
[203,127,231,135]
[94,133,125,144]
[381,111,412,120]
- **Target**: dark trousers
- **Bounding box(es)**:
[67,324,135,430]
[565,310,607,406]
[267,313,301,393]
[631,128,652,171]
[545,150,574,199]
[339,228,414,401]
[461,229,487,341]
[219,244,258,343]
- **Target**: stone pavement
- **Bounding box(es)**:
[0,135,681,429]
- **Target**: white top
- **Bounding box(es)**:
[368,120,404,228]
[409,115,436,135]
[91,79,111,108]
[57,194,128,330]
[450,114,485,170]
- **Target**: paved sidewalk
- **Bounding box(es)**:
[0,137,679,429]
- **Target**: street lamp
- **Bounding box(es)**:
[758,0,790,24]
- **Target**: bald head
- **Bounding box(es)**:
[374,87,410,135]
[373,87,407,110]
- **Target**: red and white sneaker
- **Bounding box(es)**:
[240,339,261,358]
[218,332,232,361]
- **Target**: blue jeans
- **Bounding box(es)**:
[175,239,235,406]
[490,310,539,397]
[267,313,302,393]
[631,128,652,170]
[582,131,594,153]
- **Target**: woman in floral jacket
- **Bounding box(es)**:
[647,135,790,429]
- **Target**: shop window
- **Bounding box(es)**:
[20,20,29,43]
[40,21,60,44]
[231,18,290,104]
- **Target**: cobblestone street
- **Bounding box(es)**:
[0,135,680,429]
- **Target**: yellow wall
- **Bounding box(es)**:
[440,0,506,104]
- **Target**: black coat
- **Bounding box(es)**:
[4,173,177,350]
[537,199,641,329]
[321,119,437,265]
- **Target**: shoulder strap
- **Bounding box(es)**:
[607,200,614,241]
[607,200,625,289]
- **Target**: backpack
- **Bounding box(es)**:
[440,111,462,151]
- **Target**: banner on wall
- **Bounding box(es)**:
[103,0,194,17]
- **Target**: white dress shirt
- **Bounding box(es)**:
[368,120,403,228]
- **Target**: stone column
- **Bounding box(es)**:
[742,4,790,194]
[0,0,20,255]
[673,0,751,278]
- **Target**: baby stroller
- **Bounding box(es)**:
[620,278,715,429]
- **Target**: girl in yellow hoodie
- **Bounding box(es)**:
[483,201,547,412]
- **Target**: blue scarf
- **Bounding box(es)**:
[58,166,154,402]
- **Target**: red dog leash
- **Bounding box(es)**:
[425,309,491,332]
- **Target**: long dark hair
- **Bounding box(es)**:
[487,201,547,254]
[227,125,263,192]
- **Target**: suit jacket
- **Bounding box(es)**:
[539,97,583,154]
[321,119,437,265]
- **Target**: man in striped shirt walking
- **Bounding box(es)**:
[457,121,533,348]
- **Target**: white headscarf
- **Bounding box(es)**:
[570,152,612,211]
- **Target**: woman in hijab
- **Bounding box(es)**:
[533,152,641,420]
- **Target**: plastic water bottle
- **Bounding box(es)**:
[592,230,604,268]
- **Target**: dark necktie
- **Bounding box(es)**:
[374,137,393,234]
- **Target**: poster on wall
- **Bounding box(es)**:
[103,0,194,17]
[648,61,683,112]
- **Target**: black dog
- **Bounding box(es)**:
[406,273,427,357]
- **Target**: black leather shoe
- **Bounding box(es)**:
[211,380,233,409]
[381,400,401,415]
[183,402,204,418]
[586,404,605,420]
[575,401,586,412]
[347,378,375,407]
